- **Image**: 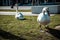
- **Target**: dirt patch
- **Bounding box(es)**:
[55,25,60,30]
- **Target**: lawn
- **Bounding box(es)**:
[0,14,60,40]
[0,9,31,12]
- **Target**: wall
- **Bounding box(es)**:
[32,5,60,14]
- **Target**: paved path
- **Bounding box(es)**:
[0,6,31,10]
[0,12,55,16]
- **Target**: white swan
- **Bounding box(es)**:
[15,12,24,20]
[37,7,50,32]
[15,3,24,20]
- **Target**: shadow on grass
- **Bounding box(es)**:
[46,27,60,39]
[0,29,26,40]
[17,18,27,21]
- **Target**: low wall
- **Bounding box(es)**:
[58,6,60,13]
[32,5,60,14]
[0,6,31,10]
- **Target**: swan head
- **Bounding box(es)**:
[42,7,49,11]
[42,7,50,16]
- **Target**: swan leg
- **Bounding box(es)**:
[45,25,49,32]
[39,24,42,30]
[39,25,44,32]
[45,25,49,28]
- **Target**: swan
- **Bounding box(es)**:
[15,3,24,20]
[37,7,50,32]
[15,12,24,20]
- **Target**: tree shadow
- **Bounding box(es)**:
[0,29,26,40]
[46,27,60,39]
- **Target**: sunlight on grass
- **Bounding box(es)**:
[0,14,60,40]
[0,9,31,12]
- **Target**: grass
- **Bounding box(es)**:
[0,9,31,12]
[0,14,60,40]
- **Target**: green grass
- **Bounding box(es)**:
[0,14,60,40]
[0,9,31,12]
